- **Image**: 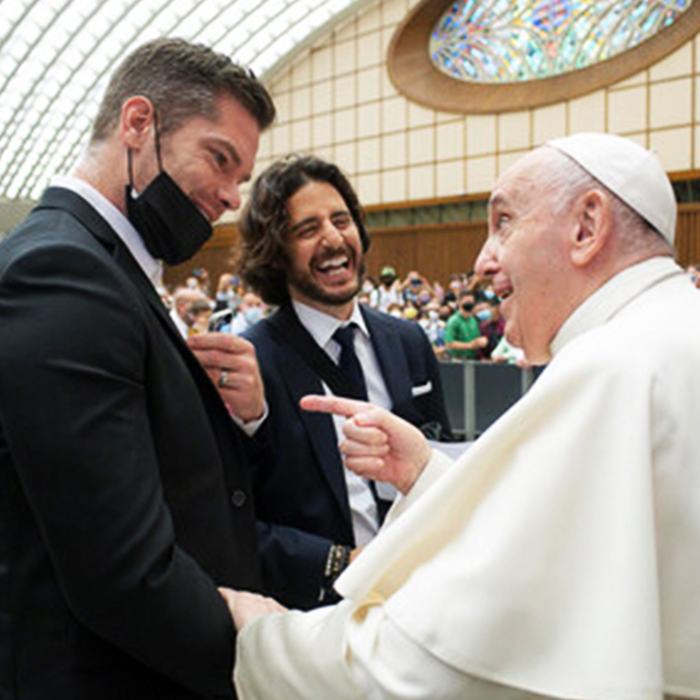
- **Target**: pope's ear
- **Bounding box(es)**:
[120,96,156,149]
[570,189,611,267]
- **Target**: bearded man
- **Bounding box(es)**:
[233,155,451,610]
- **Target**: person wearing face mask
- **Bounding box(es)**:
[0,38,276,700]
[474,294,506,360]
[226,154,452,611]
[444,289,489,359]
[231,290,267,334]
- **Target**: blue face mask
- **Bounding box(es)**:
[244,307,263,324]
[476,309,493,322]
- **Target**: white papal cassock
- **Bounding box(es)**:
[235,257,700,700]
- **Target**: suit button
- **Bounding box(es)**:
[231,490,247,507]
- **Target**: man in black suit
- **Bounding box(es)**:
[232,155,451,610]
[0,38,275,699]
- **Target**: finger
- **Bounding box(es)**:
[188,332,254,355]
[342,420,389,449]
[342,455,386,477]
[300,394,370,418]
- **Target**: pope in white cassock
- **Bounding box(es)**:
[219,133,700,700]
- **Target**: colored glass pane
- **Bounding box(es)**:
[430,0,692,83]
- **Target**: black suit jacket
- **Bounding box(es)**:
[244,302,450,610]
[0,188,259,699]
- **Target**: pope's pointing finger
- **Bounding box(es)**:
[299,394,372,419]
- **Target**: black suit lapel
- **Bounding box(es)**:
[266,306,353,527]
[38,188,243,453]
[362,306,413,410]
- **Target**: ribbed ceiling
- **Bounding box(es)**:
[0,0,371,203]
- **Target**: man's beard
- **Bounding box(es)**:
[287,246,365,308]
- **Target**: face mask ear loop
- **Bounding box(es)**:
[153,111,164,172]
[126,147,136,197]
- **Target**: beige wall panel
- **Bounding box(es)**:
[358,5,381,33]
[291,119,311,151]
[335,18,356,42]
[335,74,357,109]
[499,111,530,151]
[409,163,435,199]
[271,123,290,157]
[358,136,381,172]
[381,63,399,98]
[466,115,497,156]
[650,44,692,80]
[358,101,381,138]
[258,131,272,160]
[274,92,291,123]
[436,159,465,198]
[382,132,407,169]
[334,40,356,75]
[437,121,465,161]
[335,141,357,175]
[358,172,381,205]
[357,31,381,69]
[694,126,700,169]
[312,113,333,148]
[569,92,606,134]
[292,55,312,87]
[408,126,435,165]
[382,96,407,132]
[382,169,407,202]
[383,0,407,25]
[650,78,692,128]
[334,107,357,142]
[358,66,381,102]
[609,86,648,134]
[312,46,333,82]
[408,102,435,128]
[292,86,311,119]
[533,104,567,145]
[312,81,333,114]
[466,155,496,194]
[650,127,692,171]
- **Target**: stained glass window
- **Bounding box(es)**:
[430,0,692,83]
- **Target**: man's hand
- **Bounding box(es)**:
[300,395,431,495]
[188,333,264,423]
[218,588,287,631]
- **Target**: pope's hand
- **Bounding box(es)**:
[300,395,431,495]
[188,332,265,423]
[218,588,287,631]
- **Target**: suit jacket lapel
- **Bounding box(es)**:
[38,188,242,448]
[362,306,413,411]
[269,305,353,527]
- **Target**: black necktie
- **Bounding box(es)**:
[332,323,368,401]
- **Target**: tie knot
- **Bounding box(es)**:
[333,323,357,350]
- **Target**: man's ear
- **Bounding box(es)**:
[120,96,156,150]
[570,189,611,268]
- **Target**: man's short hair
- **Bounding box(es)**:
[91,37,276,142]
[237,154,371,306]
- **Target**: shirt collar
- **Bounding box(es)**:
[550,256,682,357]
[291,298,368,349]
[51,174,163,288]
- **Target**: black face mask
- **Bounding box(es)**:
[461,302,474,312]
[125,118,212,266]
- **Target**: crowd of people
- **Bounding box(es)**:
[161,264,528,363]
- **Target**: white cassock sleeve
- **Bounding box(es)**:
[235,599,548,700]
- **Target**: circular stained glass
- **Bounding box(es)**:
[430,0,692,83]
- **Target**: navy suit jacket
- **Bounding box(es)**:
[0,188,259,700]
[244,302,450,610]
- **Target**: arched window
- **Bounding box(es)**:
[389,0,700,113]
